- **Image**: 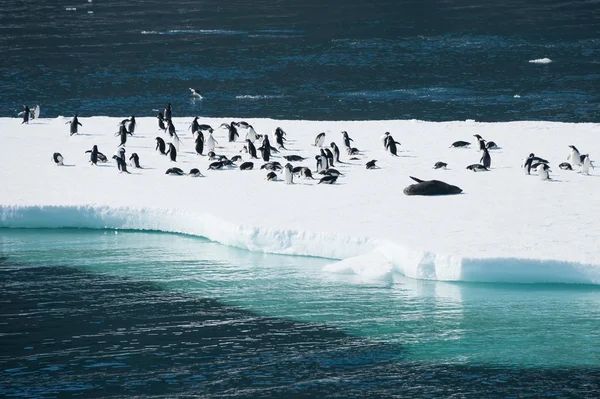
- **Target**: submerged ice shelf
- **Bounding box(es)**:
[1,117,599,284]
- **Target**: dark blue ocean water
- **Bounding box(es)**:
[1,0,599,121]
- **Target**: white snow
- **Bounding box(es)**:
[1,117,600,285]
[529,58,553,64]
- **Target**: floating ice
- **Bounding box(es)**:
[529,58,553,64]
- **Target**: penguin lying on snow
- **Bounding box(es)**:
[52,152,64,166]
[165,167,185,176]
[433,162,447,169]
[403,176,462,196]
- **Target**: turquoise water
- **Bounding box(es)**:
[2,228,599,370]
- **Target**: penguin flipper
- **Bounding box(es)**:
[409,176,424,183]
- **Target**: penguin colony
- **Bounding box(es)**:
[46,102,594,193]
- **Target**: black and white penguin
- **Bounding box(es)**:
[155,137,167,155]
[165,167,185,176]
[246,139,259,159]
[346,147,360,156]
[231,155,242,162]
[208,161,224,170]
[206,132,218,152]
[318,175,338,184]
[568,145,582,168]
[260,162,282,172]
[522,153,548,175]
[284,155,306,162]
[195,132,204,156]
[85,145,105,166]
[274,128,287,150]
[257,137,274,162]
[485,141,498,150]
[366,160,379,169]
[320,168,343,177]
[265,171,278,181]
[559,162,573,171]
[116,121,131,147]
[127,116,136,135]
[315,154,329,172]
[330,142,341,163]
[189,117,200,135]
[480,147,491,168]
[385,135,401,156]
[188,168,204,177]
[314,132,326,147]
[167,119,176,138]
[115,146,126,163]
[300,167,314,179]
[341,131,353,148]
[164,103,172,121]
[219,122,239,142]
[67,114,82,136]
[32,104,40,120]
[21,105,30,124]
[537,163,551,180]
[466,164,489,172]
[322,148,334,166]
[234,121,252,129]
[450,141,470,148]
[157,113,166,132]
[112,155,131,174]
[381,132,391,149]
[240,161,254,170]
[166,143,177,162]
[433,162,448,169]
[52,152,64,166]
[581,154,593,175]
[129,153,142,168]
[474,134,486,151]
[283,163,294,184]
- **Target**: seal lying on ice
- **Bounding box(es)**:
[403,176,463,196]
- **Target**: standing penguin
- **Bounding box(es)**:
[32,104,40,120]
[85,145,104,165]
[381,132,390,149]
[21,105,30,124]
[322,148,334,167]
[112,155,131,174]
[195,131,204,155]
[164,103,172,121]
[568,145,582,168]
[167,119,176,138]
[330,142,341,163]
[244,139,258,159]
[155,137,167,155]
[314,132,326,147]
[206,132,218,152]
[283,163,294,185]
[115,146,126,163]
[474,134,486,151]
[581,154,593,175]
[116,121,130,146]
[258,136,277,162]
[385,135,401,156]
[537,163,551,180]
[220,122,240,142]
[274,127,287,149]
[244,124,258,143]
[166,143,177,162]
[129,153,142,168]
[157,113,166,132]
[127,116,136,135]
[315,154,329,173]
[341,131,354,148]
[480,147,491,168]
[67,114,82,136]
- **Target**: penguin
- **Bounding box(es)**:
[242,124,258,143]
[480,147,491,168]
[283,155,306,162]
[234,121,252,129]
[207,151,218,161]
[231,155,242,162]
[274,128,287,149]
[366,160,379,169]
[283,163,294,184]
[258,138,272,162]
[474,134,485,151]
[347,147,360,155]
[165,167,185,176]
[32,104,40,120]
[208,161,224,170]
[433,162,447,169]
[155,137,167,155]
[52,152,64,166]
[318,175,338,184]
[97,152,108,163]
[450,141,470,148]
[523,153,548,175]
[206,132,218,152]
[112,155,131,174]
[167,119,176,138]
[157,113,166,132]
[240,161,254,170]
[568,145,581,168]
[381,132,390,149]
[164,103,172,121]
[189,116,200,135]
[341,131,354,148]
[127,116,136,134]
[67,114,82,136]
[466,164,489,172]
[314,132,326,147]
[198,124,213,133]
[246,139,259,159]
[129,153,142,168]
[195,132,204,155]
[559,162,573,171]
[85,145,104,166]
[330,142,341,163]
[322,148,334,166]
[166,143,177,162]
[21,105,30,124]
[189,88,203,99]
[537,163,551,180]
[485,141,498,150]
[220,122,239,142]
[115,146,126,162]
[300,167,315,179]
[116,121,130,146]
[320,168,343,177]
[385,135,401,156]
[315,154,329,173]
[581,154,593,175]
[188,168,204,177]
[260,162,282,171]
[265,171,278,181]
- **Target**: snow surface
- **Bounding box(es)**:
[1,117,599,285]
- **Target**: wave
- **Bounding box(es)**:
[1,205,599,286]
[529,58,553,64]
[235,94,286,100]
[140,29,247,36]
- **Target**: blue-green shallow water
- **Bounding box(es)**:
[1,229,599,398]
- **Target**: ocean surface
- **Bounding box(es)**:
[1,229,600,398]
[1,0,599,121]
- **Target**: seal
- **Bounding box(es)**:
[403,176,462,196]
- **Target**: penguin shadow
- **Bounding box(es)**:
[71,133,94,137]
[58,163,76,167]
